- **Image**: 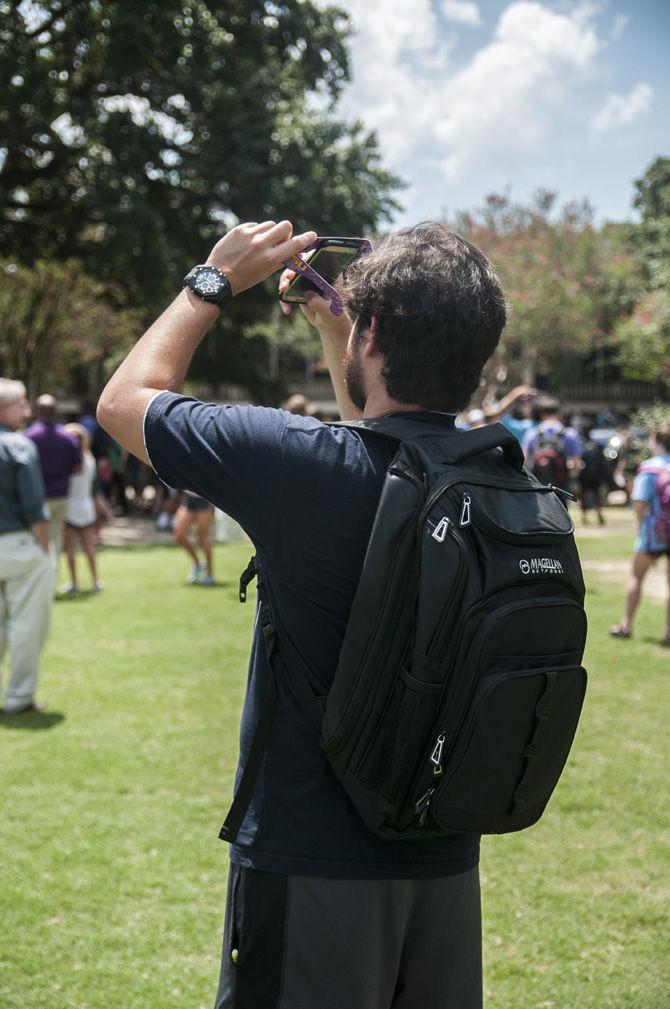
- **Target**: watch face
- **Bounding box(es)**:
[194,267,225,296]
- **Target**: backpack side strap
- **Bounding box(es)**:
[219,557,326,843]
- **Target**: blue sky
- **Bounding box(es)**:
[334,0,669,225]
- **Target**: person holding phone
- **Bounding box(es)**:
[97,219,507,1009]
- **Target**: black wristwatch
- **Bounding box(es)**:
[183,264,233,308]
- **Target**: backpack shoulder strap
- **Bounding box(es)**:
[330,417,525,471]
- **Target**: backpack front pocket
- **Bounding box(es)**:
[431,664,587,834]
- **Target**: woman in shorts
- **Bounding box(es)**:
[61,423,102,593]
[174,493,216,585]
[610,425,670,645]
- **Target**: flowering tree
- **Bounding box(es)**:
[453,192,641,398]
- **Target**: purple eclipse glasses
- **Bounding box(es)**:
[282,236,373,315]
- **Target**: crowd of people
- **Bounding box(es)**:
[1,368,668,720]
[0,377,227,715]
[458,385,670,645]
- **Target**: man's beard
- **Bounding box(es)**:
[343,341,367,412]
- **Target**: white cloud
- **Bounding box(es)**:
[442,1,482,27]
[339,0,454,163]
[338,0,602,203]
[435,2,599,177]
[610,14,628,41]
[592,82,653,133]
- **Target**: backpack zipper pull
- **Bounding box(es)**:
[459,493,472,527]
[414,786,436,826]
[431,517,451,543]
[430,732,446,776]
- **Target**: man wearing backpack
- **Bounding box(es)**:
[522,397,582,490]
[610,425,670,647]
[97,220,559,1008]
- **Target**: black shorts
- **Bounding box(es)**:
[214,865,482,1009]
[185,495,214,513]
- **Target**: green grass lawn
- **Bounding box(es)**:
[1,512,669,1009]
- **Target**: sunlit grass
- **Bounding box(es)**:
[1,511,668,1008]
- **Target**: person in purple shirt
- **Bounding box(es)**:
[25,394,81,567]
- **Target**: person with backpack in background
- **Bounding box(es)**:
[522,397,583,490]
[96,219,587,1009]
[578,429,609,525]
[610,425,670,646]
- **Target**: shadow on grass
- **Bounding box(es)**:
[0,710,65,731]
[55,588,99,602]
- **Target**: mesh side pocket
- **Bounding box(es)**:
[358,675,439,804]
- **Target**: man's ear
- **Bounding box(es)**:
[361,315,380,356]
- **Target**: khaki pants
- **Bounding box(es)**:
[46,497,68,586]
[0,531,53,712]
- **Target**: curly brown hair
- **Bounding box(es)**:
[342,223,507,412]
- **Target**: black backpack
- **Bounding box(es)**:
[528,429,569,489]
[580,437,607,485]
[220,419,587,843]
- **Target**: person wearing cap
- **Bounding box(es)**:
[0,378,53,714]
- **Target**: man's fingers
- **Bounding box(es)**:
[279,267,297,292]
[259,219,294,248]
[274,230,317,264]
[249,220,278,235]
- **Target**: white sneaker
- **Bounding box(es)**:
[58,583,78,596]
[187,564,201,584]
[93,581,104,592]
[199,574,216,587]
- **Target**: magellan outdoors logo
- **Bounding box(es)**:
[519,558,564,575]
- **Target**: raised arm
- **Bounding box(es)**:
[279,276,362,421]
[97,220,316,461]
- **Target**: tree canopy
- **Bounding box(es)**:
[453,191,642,393]
[611,157,670,383]
[0,0,401,318]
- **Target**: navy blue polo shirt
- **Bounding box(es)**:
[144,392,479,878]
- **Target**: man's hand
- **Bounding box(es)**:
[278,269,362,420]
[97,218,317,460]
[31,520,50,554]
[278,269,351,341]
[207,221,316,295]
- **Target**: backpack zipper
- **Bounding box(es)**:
[429,730,447,776]
[414,785,436,826]
[426,523,466,658]
[459,494,472,527]
[458,486,574,543]
[406,597,587,823]
[419,475,561,531]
